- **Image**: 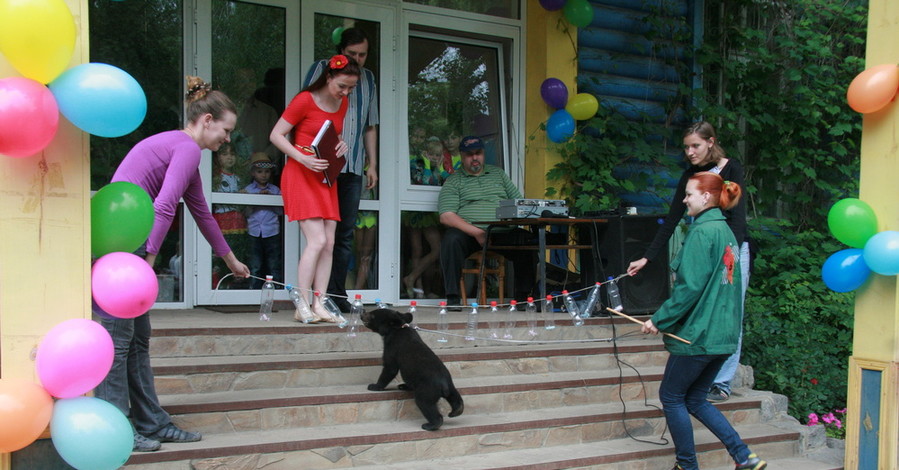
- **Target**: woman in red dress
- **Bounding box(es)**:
[270,55,360,323]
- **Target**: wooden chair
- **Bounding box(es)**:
[459,251,506,306]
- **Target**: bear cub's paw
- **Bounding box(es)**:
[367,383,385,391]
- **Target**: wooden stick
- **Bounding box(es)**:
[606,307,691,344]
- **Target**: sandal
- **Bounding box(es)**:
[312,304,338,323]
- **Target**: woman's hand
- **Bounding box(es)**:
[641,319,659,335]
[627,257,648,276]
[294,150,329,172]
[223,251,250,278]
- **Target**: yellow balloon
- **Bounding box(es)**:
[0,0,76,84]
[566,93,599,121]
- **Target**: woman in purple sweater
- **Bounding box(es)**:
[95,76,250,453]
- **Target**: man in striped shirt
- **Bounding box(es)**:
[303,27,379,312]
[438,136,537,310]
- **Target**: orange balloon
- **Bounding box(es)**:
[0,378,53,452]
[846,63,899,114]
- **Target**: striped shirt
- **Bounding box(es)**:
[438,165,521,228]
[303,60,379,175]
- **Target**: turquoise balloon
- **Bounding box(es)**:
[91,182,155,257]
[827,198,878,248]
[546,109,575,143]
[49,63,147,137]
[51,397,132,470]
[863,231,899,275]
[563,0,594,28]
[821,249,870,292]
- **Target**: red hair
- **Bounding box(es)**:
[689,171,742,210]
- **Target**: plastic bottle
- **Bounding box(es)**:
[348,294,363,338]
[581,282,602,319]
[504,300,517,339]
[287,285,311,324]
[488,301,500,339]
[562,290,584,326]
[465,303,479,341]
[317,291,348,327]
[437,301,449,343]
[544,295,556,330]
[259,275,275,321]
[526,297,538,337]
[375,298,388,309]
[606,276,623,312]
[408,300,418,329]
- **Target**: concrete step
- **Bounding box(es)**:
[122,422,801,469]
[149,313,645,357]
[151,338,667,394]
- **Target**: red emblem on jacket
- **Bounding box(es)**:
[722,245,735,284]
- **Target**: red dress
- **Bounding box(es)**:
[280,91,348,221]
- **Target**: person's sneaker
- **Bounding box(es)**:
[145,423,202,443]
[446,296,462,312]
[707,385,730,402]
[670,463,684,470]
[133,433,161,452]
[735,453,767,470]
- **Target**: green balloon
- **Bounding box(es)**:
[827,198,878,248]
[331,27,345,46]
[91,182,155,257]
[563,0,594,28]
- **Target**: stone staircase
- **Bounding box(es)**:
[123,307,843,469]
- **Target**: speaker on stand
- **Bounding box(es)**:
[587,215,671,315]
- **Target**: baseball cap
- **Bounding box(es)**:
[458,135,484,153]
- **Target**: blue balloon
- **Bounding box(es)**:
[822,248,871,292]
[863,230,899,275]
[49,63,147,138]
[546,109,575,143]
[51,397,132,470]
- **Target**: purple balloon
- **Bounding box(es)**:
[539,0,567,11]
[541,78,568,109]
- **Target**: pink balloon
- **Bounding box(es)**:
[36,319,113,398]
[91,252,158,319]
[0,77,59,158]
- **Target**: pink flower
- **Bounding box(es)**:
[833,418,843,429]
[836,408,847,414]
[807,413,820,426]
[822,412,835,424]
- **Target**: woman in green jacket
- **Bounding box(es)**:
[641,172,765,470]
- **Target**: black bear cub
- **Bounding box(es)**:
[361,308,464,431]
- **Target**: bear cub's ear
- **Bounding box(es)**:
[401,312,413,324]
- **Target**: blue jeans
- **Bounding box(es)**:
[249,234,282,289]
[713,241,751,392]
[327,173,363,300]
[660,354,752,469]
[95,313,171,435]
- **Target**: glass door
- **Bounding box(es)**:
[300,1,397,304]
[194,0,300,305]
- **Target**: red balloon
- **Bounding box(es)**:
[0,77,60,158]
[847,64,899,114]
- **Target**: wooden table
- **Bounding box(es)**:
[474,217,610,303]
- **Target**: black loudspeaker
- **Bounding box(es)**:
[582,215,670,314]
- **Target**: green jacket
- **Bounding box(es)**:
[651,208,742,356]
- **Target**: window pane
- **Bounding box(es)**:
[407,36,504,186]
[211,203,284,290]
[89,1,184,191]
[400,211,443,299]
[89,0,184,303]
[212,0,286,188]
[352,209,379,290]
[403,0,519,19]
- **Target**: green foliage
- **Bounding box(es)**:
[542,106,677,215]
[742,217,854,417]
[546,0,867,422]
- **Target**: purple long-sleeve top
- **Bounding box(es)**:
[111,130,231,257]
